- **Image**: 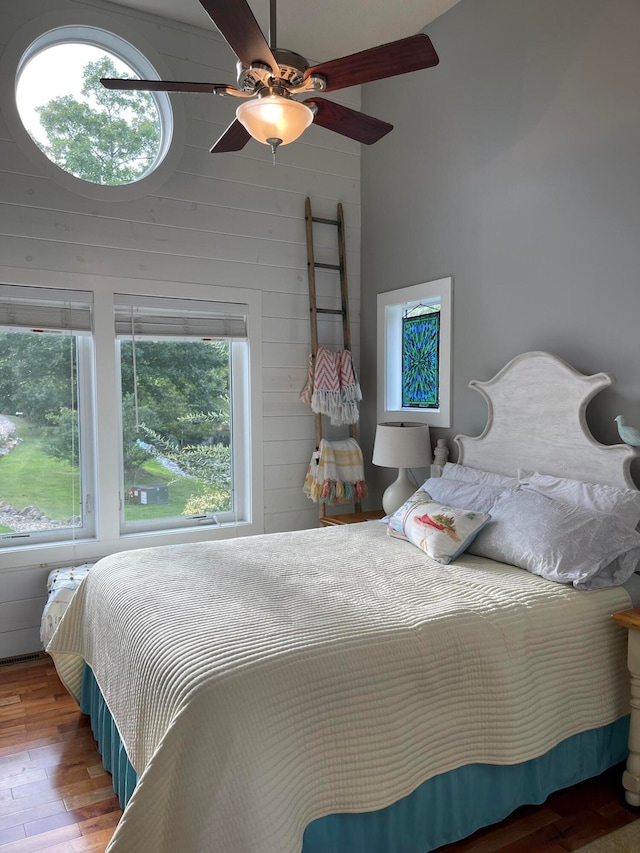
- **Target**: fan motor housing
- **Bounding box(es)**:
[273,48,309,84]
[237,48,310,92]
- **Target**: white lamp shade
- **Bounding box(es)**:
[373,423,432,515]
[236,95,313,146]
[372,422,432,469]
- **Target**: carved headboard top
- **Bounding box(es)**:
[454,351,635,489]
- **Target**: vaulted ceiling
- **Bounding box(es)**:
[106,0,460,64]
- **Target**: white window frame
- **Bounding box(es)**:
[114,293,251,536]
[0,272,263,573]
[0,285,97,548]
[0,7,185,202]
[377,277,453,428]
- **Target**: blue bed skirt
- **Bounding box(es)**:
[81,665,629,852]
[80,666,138,808]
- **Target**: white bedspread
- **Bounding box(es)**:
[47,522,631,853]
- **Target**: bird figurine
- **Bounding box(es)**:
[614,415,640,446]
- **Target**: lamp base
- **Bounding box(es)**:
[382,468,417,516]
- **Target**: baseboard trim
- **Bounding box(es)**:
[0,650,47,667]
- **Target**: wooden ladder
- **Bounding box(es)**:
[304,196,361,518]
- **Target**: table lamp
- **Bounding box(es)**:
[372,422,432,515]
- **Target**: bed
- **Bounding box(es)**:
[47,350,640,853]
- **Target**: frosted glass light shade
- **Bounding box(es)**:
[236,95,313,146]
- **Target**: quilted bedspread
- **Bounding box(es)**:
[48,522,631,853]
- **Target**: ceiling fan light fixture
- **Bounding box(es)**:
[236,94,313,147]
[99,0,439,155]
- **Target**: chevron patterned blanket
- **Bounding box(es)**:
[300,346,362,425]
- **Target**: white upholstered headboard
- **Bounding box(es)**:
[454,351,635,489]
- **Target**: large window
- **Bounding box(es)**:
[0,283,258,556]
[0,286,95,546]
[115,295,249,534]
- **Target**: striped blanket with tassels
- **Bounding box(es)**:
[303,438,367,504]
[300,347,362,425]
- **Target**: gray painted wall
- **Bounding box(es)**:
[359,0,640,498]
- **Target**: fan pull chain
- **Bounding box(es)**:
[267,137,281,165]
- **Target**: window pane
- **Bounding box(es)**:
[119,339,233,528]
[16,39,166,185]
[402,309,440,409]
[0,331,85,541]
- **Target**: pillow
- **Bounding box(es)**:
[421,477,508,514]
[441,462,519,491]
[468,489,640,589]
[518,469,640,530]
[386,489,491,564]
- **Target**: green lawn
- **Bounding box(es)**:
[124,458,210,522]
[0,418,225,525]
[0,419,81,521]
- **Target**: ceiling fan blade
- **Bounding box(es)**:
[305,33,438,93]
[306,98,392,145]
[199,0,278,75]
[210,119,251,153]
[100,78,228,94]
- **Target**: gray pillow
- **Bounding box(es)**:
[518,469,640,530]
[468,489,640,589]
[421,478,507,514]
[441,463,519,491]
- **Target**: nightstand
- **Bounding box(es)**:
[320,510,385,527]
[612,607,640,806]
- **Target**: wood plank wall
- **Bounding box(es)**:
[0,0,362,657]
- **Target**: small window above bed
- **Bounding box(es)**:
[377,278,452,428]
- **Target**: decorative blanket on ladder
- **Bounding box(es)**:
[300,346,362,426]
[304,438,367,504]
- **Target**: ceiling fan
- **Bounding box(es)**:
[100,0,439,158]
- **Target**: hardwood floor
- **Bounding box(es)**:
[1,656,638,852]
[0,657,121,852]
[439,763,639,852]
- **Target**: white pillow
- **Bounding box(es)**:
[421,477,507,514]
[468,489,640,590]
[441,462,519,491]
[518,469,640,530]
[386,489,491,564]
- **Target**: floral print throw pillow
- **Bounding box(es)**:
[387,489,491,564]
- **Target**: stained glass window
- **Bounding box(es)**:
[377,277,451,427]
[402,308,440,408]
